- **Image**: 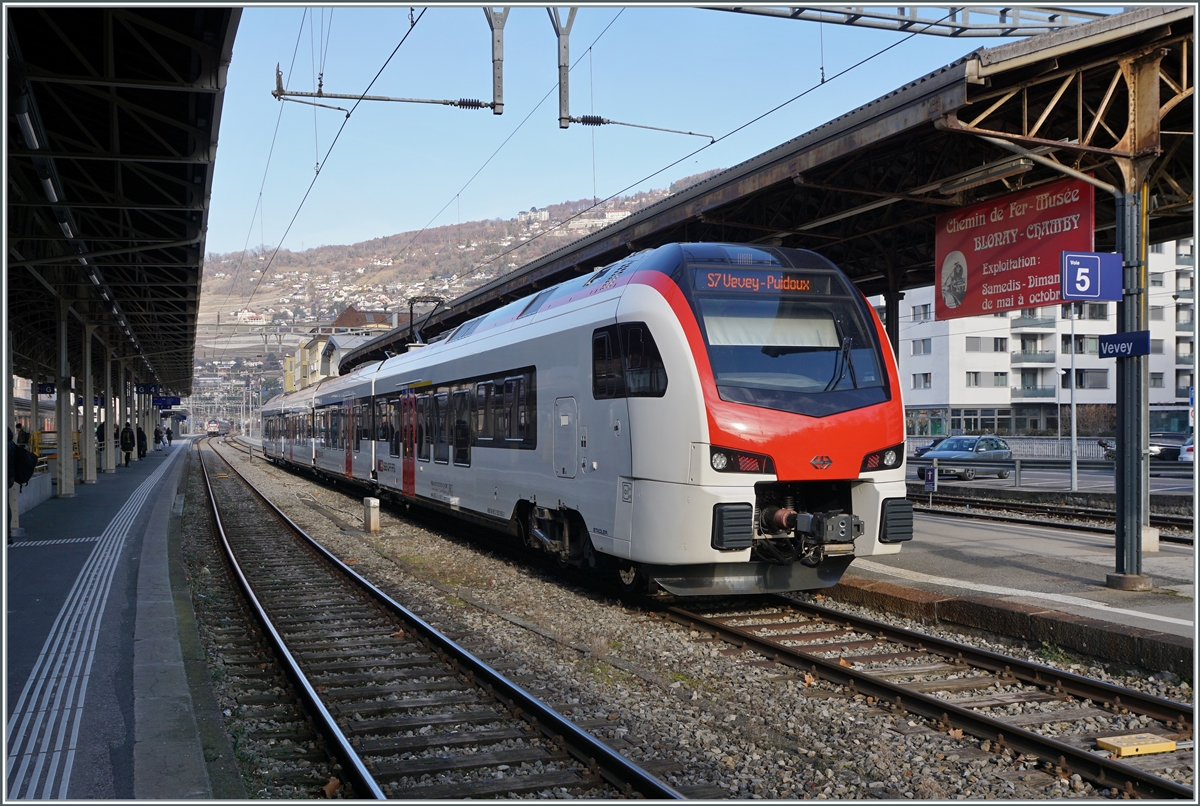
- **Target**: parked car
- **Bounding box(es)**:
[913,437,949,457]
[1179,436,1194,462]
[916,436,1012,480]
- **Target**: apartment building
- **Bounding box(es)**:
[875,239,1194,437]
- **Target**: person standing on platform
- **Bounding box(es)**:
[120,422,135,467]
[153,426,163,451]
[166,426,173,446]
[136,425,147,459]
[15,423,29,447]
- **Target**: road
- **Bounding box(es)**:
[911,463,1194,496]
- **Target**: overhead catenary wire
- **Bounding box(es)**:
[216,10,307,360]
[355,8,627,289]
[469,9,958,277]
[241,7,428,316]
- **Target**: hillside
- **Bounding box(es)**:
[198,169,724,325]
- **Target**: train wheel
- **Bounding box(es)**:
[616,563,645,596]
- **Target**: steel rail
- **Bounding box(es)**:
[206,439,682,800]
[756,596,1193,727]
[198,443,386,799]
[666,604,1193,800]
[910,497,1194,543]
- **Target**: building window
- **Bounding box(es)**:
[993,337,1008,352]
[1176,370,1193,396]
[1178,305,1194,325]
[993,372,1008,387]
[1151,306,1164,321]
[1061,302,1083,319]
[1151,243,1165,255]
[874,306,887,325]
[912,373,931,390]
[1067,369,1108,389]
[1178,340,1194,360]
[1151,373,1165,388]
[911,338,931,356]
[965,337,981,352]
[1151,272,1165,286]
[1152,339,1164,354]
[1179,273,1195,293]
[965,372,981,387]
[911,304,931,322]
[1087,303,1108,320]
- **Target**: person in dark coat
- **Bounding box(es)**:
[153,426,163,451]
[120,422,135,467]
[136,426,147,459]
[166,427,173,446]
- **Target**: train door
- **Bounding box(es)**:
[402,389,416,497]
[344,400,354,477]
[553,397,578,478]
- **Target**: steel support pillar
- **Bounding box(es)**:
[547,7,576,128]
[82,324,97,483]
[56,299,75,497]
[1107,48,1164,591]
[30,364,39,439]
[7,329,20,536]
[884,287,903,357]
[103,350,115,472]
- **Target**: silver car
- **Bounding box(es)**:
[916,435,1012,480]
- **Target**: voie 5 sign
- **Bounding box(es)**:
[935,178,1094,320]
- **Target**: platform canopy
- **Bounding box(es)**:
[341,6,1193,373]
[6,7,241,396]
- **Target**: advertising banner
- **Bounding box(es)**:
[935,177,1094,320]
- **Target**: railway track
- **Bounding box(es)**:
[662,597,1194,799]
[910,492,1193,541]
[197,440,681,799]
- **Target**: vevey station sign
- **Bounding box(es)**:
[935,177,1094,320]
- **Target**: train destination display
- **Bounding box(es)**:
[694,268,838,295]
[934,177,1094,320]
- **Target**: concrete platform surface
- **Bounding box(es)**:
[4,439,211,800]
[831,511,1194,675]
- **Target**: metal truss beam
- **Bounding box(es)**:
[706,6,1109,38]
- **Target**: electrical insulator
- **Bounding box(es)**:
[457,99,485,110]
[578,115,604,127]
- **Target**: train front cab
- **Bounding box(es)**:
[616,244,912,596]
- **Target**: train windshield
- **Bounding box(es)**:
[688,264,889,417]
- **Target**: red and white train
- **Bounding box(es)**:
[262,243,911,595]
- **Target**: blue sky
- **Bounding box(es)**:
[206,6,1016,257]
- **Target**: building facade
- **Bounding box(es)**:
[875,239,1194,437]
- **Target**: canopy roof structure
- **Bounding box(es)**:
[342,6,1192,373]
[7,7,241,395]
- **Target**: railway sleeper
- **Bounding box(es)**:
[391,769,594,799]
[341,708,506,737]
[369,745,568,780]
[357,727,530,755]
[330,693,480,717]
[321,679,466,699]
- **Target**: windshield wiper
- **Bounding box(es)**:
[823,337,857,392]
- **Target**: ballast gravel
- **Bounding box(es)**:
[204,440,1193,798]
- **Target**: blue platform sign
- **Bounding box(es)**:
[153,396,181,407]
[1062,251,1123,301]
[36,382,55,395]
[1099,330,1150,358]
[135,383,159,395]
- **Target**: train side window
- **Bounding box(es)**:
[521,371,535,445]
[503,378,521,441]
[353,403,363,452]
[592,326,625,399]
[620,323,668,397]
[452,390,471,466]
[388,398,402,458]
[475,382,493,441]
[416,395,429,461]
[433,392,450,463]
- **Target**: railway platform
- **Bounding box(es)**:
[827,509,1194,674]
[4,437,234,800]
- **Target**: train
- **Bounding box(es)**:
[206,419,231,436]
[262,243,912,596]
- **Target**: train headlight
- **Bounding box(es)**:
[710,447,776,474]
[861,444,905,472]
